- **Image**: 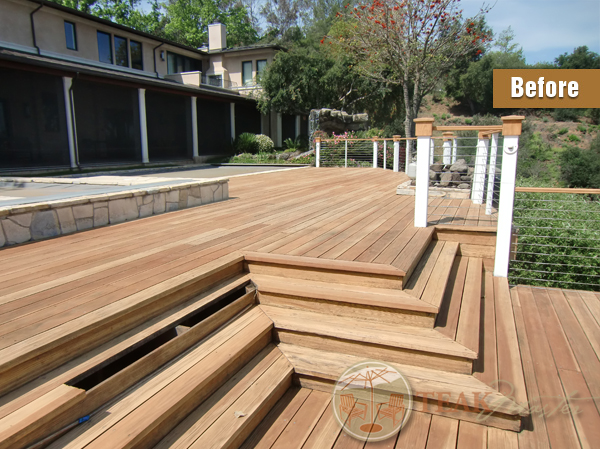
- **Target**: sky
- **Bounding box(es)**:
[460,0,600,64]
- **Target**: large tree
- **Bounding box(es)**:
[328,0,490,145]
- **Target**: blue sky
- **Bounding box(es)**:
[461,0,600,63]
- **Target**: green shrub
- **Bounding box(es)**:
[542,117,549,123]
[568,134,581,142]
[558,128,569,135]
[588,108,600,125]
[560,135,600,188]
[464,118,473,125]
[255,134,274,153]
[577,124,587,134]
[283,137,303,151]
[233,133,259,154]
[553,108,583,122]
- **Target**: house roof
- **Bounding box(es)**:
[209,43,286,55]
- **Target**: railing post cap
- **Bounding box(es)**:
[372,137,378,141]
[414,117,435,137]
[501,115,525,136]
[393,135,401,141]
[478,131,491,139]
[315,137,321,143]
[442,132,454,140]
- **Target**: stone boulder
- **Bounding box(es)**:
[429,170,438,181]
[439,172,462,187]
[431,163,444,174]
[450,159,468,173]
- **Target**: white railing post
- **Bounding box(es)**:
[383,140,387,170]
[62,76,77,168]
[471,131,490,204]
[191,97,199,160]
[429,139,435,163]
[494,116,525,277]
[414,118,435,228]
[405,140,411,173]
[452,138,457,164]
[393,135,400,172]
[344,139,348,168]
[315,137,321,168]
[372,138,378,168]
[442,132,452,165]
[138,88,149,164]
[485,132,499,215]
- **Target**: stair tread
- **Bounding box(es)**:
[392,227,435,278]
[49,307,273,449]
[422,241,460,308]
[456,258,483,354]
[244,251,406,277]
[252,274,437,314]
[157,345,293,449]
[279,343,524,417]
[260,305,476,359]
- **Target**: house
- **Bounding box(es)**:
[0,0,308,170]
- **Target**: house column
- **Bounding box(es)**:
[191,97,199,159]
[230,103,235,141]
[62,77,77,168]
[138,88,149,163]
[295,115,301,138]
[276,112,282,147]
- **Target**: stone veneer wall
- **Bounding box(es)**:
[0,179,228,248]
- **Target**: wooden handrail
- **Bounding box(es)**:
[318,137,417,142]
[434,125,503,132]
[515,187,600,194]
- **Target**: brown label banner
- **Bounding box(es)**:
[493,69,600,108]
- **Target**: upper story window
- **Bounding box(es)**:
[167,52,201,74]
[114,36,128,67]
[257,59,267,77]
[64,21,77,51]
[97,31,112,64]
[242,61,253,86]
[130,40,143,70]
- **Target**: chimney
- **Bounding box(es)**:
[208,23,227,51]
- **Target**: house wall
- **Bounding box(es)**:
[220,50,275,87]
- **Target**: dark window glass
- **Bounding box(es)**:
[242,61,253,86]
[114,36,128,67]
[130,40,143,70]
[64,21,77,51]
[97,31,112,64]
[167,52,201,74]
[257,59,267,76]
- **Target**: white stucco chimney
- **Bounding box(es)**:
[208,23,227,51]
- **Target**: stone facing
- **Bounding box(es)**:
[0,179,228,248]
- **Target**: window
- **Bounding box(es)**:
[242,61,253,86]
[64,21,77,51]
[257,59,267,76]
[97,31,112,64]
[167,52,201,74]
[114,36,128,67]
[130,40,143,70]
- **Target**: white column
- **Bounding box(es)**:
[191,97,198,159]
[295,115,301,138]
[383,140,387,170]
[442,139,451,164]
[494,135,519,277]
[344,139,348,168]
[405,141,411,173]
[372,140,378,168]
[276,112,282,147]
[485,133,499,215]
[315,138,321,168]
[230,103,235,142]
[471,134,489,204]
[429,139,434,163]
[452,138,457,164]
[138,88,149,164]
[393,137,400,172]
[414,135,432,228]
[62,77,77,168]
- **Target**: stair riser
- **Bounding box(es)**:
[258,292,436,328]
[0,261,245,397]
[295,375,521,432]
[275,331,473,375]
[246,263,403,290]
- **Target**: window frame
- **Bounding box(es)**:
[114,35,129,68]
[64,21,77,51]
[241,60,253,86]
[130,40,143,70]
[97,31,113,64]
[256,59,267,76]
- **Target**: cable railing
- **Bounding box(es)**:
[509,187,600,291]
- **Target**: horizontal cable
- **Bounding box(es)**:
[508,275,600,289]
[510,260,599,269]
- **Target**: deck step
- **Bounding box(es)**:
[48,307,273,449]
[156,345,293,449]
[244,252,405,290]
[260,305,476,374]
[0,253,246,398]
[391,227,435,284]
[280,343,526,432]
[252,274,437,327]
[404,240,459,309]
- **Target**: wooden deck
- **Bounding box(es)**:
[0,167,596,448]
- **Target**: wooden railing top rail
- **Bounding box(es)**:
[317,137,417,142]
[434,125,503,132]
[515,186,600,195]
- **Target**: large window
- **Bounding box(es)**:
[130,40,143,70]
[114,36,128,67]
[257,59,267,77]
[64,21,77,51]
[167,52,201,74]
[242,61,253,86]
[97,31,112,64]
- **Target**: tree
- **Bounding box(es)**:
[328,0,490,148]
[560,134,600,189]
[260,0,307,39]
[494,26,522,56]
[556,46,600,69]
[49,0,98,13]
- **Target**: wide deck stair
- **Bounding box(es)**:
[0,226,527,448]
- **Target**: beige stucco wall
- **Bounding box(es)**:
[219,50,276,87]
[0,0,35,47]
